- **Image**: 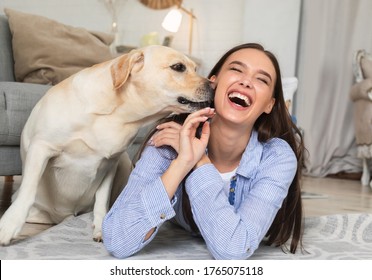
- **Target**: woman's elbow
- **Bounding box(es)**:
[107,246,135,259]
[102,226,138,259]
[209,244,256,260]
[103,235,140,259]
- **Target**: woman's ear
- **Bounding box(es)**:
[264,98,276,114]
[209,75,217,89]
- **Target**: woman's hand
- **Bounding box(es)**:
[159,107,215,200]
[151,121,182,153]
[152,108,215,162]
[177,107,215,168]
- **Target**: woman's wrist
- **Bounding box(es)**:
[161,159,193,199]
[194,154,211,170]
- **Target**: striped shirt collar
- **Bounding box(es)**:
[237,130,263,179]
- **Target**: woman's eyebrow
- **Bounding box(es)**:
[229,60,272,82]
[229,60,246,68]
[257,69,272,82]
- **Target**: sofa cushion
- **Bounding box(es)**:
[0,14,15,82]
[4,8,114,85]
[0,146,22,175]
[0,81,51,145]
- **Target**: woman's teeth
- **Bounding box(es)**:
[228,92,251,107]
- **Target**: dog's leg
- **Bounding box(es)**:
[92,162,118,242]
[0,141,56,245]
[109,152,133,207]
[92,152,133,242]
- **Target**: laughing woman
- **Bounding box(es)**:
[102,43,305,259]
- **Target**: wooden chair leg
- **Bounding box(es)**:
[4,176,14,183]
[361,158,370,186]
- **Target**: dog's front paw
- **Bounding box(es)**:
[0,213,23,246]
[92,213,104,242]
[92,225,103,242]
[0,227,15,246]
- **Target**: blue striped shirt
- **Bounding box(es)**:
[102,130,297,259]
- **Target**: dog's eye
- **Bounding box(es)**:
[170,63,186,72]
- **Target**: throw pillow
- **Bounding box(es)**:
[4,8,114,85]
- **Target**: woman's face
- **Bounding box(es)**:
[210,48,276,127]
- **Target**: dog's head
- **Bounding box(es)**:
[110,45,214,118]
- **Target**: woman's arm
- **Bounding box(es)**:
[185,139,297,260]
[159,108,214,198]
[102,108,215,259]
[102,145,177,259]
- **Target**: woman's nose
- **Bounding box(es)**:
[239,79,252,88]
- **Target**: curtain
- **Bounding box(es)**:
[294,0,372,177]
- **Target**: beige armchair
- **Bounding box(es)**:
[350,50,372,188]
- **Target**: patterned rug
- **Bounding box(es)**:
[0,212,371,260]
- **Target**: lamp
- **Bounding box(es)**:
[102,0,127,46]
[162,5,196,55]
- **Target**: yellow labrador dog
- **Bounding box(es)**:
[0,45,213,245]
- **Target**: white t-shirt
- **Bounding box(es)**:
[219,168,237,195]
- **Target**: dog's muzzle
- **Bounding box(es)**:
[177,82,214,110]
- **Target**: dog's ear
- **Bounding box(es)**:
[111,49,144,89]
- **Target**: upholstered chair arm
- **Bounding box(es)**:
[350,79,372,102]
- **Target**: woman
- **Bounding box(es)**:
[102,43,305,259]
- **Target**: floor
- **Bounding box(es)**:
[0,175,372,241]
[300,175,372,216]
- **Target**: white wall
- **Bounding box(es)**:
[242,0,301,77]
[0,0,300,77]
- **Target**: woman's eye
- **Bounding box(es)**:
[230,67,242,73]
[170,63,186,72]
[257,77,269,85]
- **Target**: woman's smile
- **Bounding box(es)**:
[228,90,252,108]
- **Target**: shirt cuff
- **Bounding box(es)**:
[141,176,177,228]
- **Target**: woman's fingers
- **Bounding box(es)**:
[150,121,181,151]
[150,108,215,160]
[182,107,215,134]
[156,121,182,131]
[176,108,215,165]
[152,132,180,151]
[199,120,211,145]
[188,107,215,120]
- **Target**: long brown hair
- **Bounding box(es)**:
[137,43,306,254]
[208,43,305,253]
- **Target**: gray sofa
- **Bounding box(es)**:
[0,14,51,176]
[0,14,147,178]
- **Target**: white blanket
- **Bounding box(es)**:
[1,212,371,260]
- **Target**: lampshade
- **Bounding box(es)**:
[162,9,182,33]
[161,6,196,55]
